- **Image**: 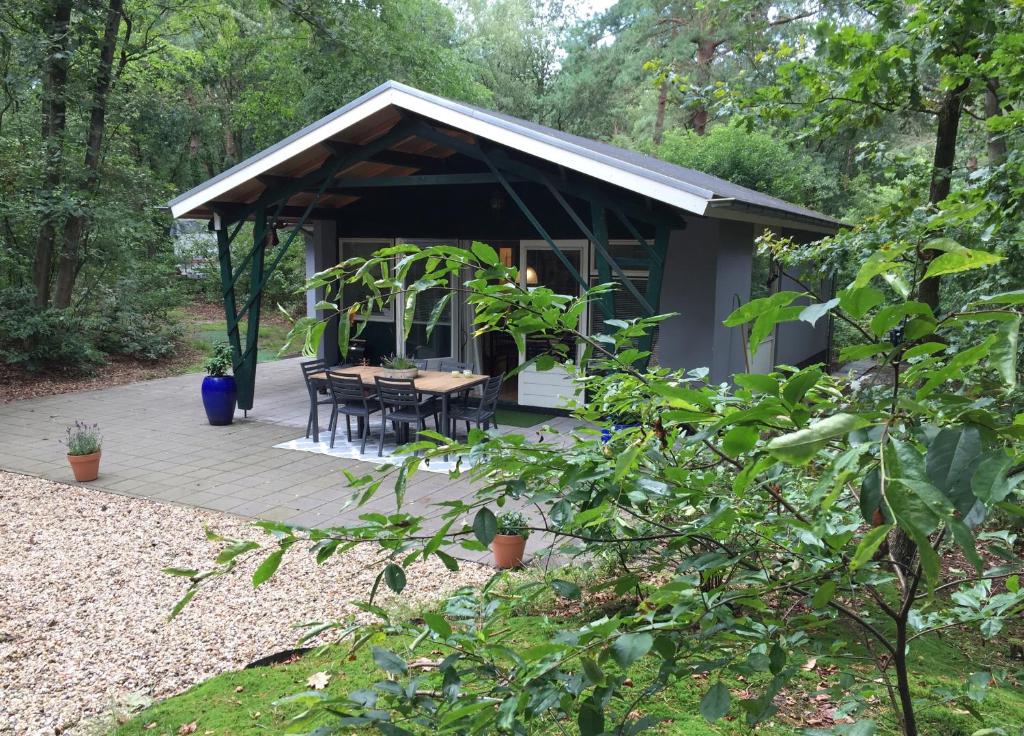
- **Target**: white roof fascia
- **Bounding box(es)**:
[168,88,399,219]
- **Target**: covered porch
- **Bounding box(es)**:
[167,81,838,414]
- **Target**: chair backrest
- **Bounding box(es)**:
[438,357,472,373]
[411,358,429,370]
[301,358,327,384]
[481,373,504,411]
[375,376,422,409]
[326,371,367,404]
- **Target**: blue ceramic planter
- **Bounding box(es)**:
[201,375,237,426]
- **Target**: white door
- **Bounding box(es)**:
[517,240,588,409]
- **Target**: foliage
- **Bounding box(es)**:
[64,420,101,456]
[381,354,417,371]
[495,510,530,538]
[650,123,841,212]
[0,288,105,373]
[203,343,233,377]
[175,238,1023,736]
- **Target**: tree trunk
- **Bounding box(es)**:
[53,0,123,309]
[31,0,72,308]
[918,82,968,311]
[893,618,919,736]
[985,81,1007,166]
[653,79,669,145]
[690,39,718,136]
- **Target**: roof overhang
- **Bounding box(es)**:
[167,81,840,234]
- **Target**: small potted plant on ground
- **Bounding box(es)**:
[380,354,419,379]
[492,510,529,569]
[65,421,102,482]
[201,342,237,426]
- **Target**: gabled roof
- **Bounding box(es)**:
[167,81,841,233]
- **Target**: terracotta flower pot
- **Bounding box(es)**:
[67,451,101,482]
[491,533,527,569]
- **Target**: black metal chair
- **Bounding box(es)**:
[326,371,379,452]
[449,373,503,436]
[301,359,333,441]
[375,376,439,456]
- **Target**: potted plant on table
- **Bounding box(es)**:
[491,510,530,569]
[65,421,102,482]
[380,354,419,379]
[201,342,237,426]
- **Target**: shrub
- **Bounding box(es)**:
[495,510,530,538]
[204,343,233,376]
[0,288,105,373]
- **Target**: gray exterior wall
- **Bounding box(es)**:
[655,219,754,383]
[304,220,340,365]
[772,229,831,368]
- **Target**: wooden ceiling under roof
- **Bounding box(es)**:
[184,108,473,221]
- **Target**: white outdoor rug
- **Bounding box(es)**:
[274,430,472,474]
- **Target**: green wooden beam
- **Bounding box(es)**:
[215,226,245,391]
[307,172,519,191]
[610,207,664,266]
[473,146,610,317]
[409,121,679,229]
[219,119,422,227]
[534,173,655,315]
[234,209,267,412]
[636,223,670,362]
[591,203,614,321]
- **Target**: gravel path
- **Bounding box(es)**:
[0,471,491,735]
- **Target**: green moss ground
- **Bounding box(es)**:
[109,611,1023,735]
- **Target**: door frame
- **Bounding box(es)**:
[518,240,590,364]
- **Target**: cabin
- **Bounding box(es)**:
[167,81,839,412]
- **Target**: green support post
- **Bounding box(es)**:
[637,224,670,363]
[590,203,614,324]
[216,224,245,388]
[234,209,267,413]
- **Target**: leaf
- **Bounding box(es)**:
[724,291,801,326]
[306,671,331,690]
[384,563,406,594]
[782,368,822,406]
[799,298,840,326]
[699,682,731,722]
[471,241,499,266]
[991,314,1020,387]
[578,695,604,736]
[766,414,870,465]
[581,657,605,685]
[422,612,452,639]
[923,248,1002,279]
[162,567,198,578]
[610,632,653,669]
[472,507,497,546]
[723,426,758,457]
[551,579,582,600]
[812,580,837,609]
[216,540,259,564]
[972,452,1016,504]
[838,286,884,318]
[850,525,892,572]
[252,549,284,588]
[372,646,408,674]
[948,518,984,574]
[927,426,982,514]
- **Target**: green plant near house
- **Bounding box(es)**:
[64,421,101,456]
[380,354,415,370]
[495,510,530,538]
[203,343,234,376]
[171,240,1024,736]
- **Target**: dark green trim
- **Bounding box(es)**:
[218,119,421,227]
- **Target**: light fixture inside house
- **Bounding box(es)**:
[525,266,539,286]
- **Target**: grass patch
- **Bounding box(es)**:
[176,311,298,373]
[495,407,557,428]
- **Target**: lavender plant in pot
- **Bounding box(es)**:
[491,510,529,569]
[65,421,102,482]
[201,343,237,426]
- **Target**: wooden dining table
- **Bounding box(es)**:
[309,365,489,444]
